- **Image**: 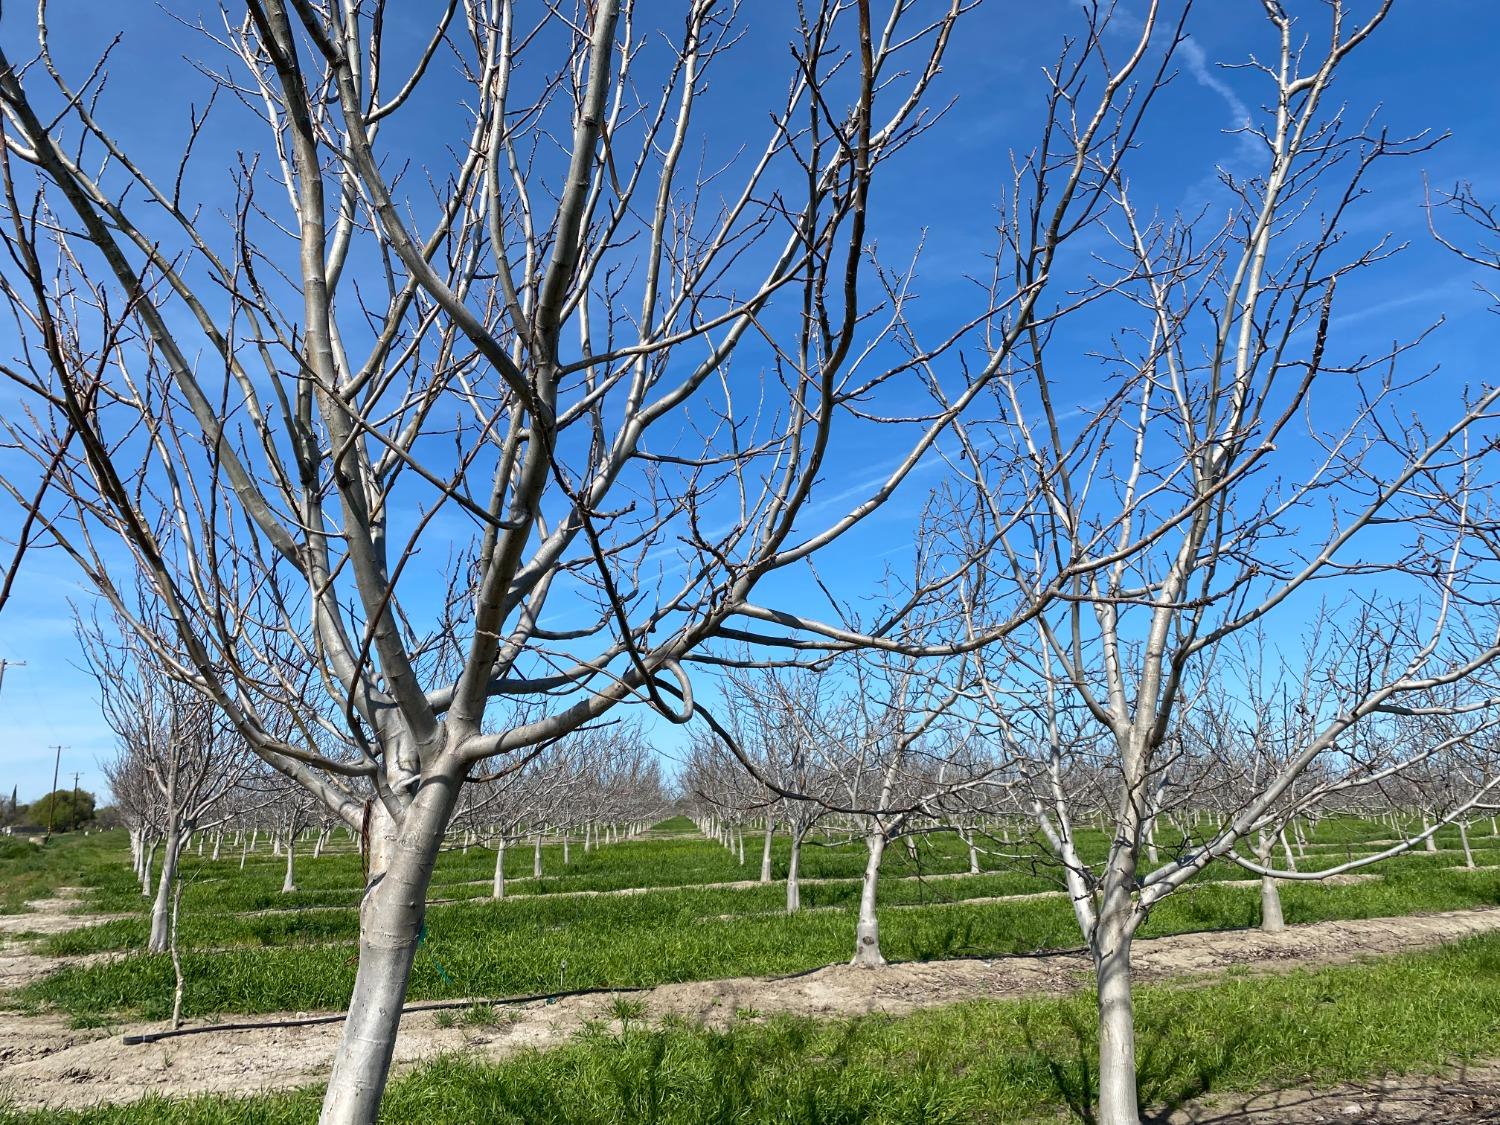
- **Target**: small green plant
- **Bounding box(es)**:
[462,1003,498,1027]
[433,1009,456,1029]
[610,995,646,1024]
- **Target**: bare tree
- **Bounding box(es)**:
[940,4,1500,1118]
[0,3,1024,1113]
[2,2,1425,1119]
[83,608,254,951]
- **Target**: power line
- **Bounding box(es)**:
[43,744,65,844]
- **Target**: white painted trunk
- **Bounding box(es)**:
[1460,820,1475,869]
[240,837,248,869]
[533,833,543,879]
[1094,911,1140,1125]
[964,828,979,875]
[318,786,455,1124]
[282,835,298,893]
[1424,815,1439,853]
[148,828,182,953]
[759,820,774,884]
[141,840,158,897]
[851,831,886,967]
[736,828,745,866]
[492,837,506,899]
[211,832,222,861]
[1259,875,1285,932]
[563,833,570,865]
[786,830,803,914]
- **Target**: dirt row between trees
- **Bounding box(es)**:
[2,905,1498,1113]
[0,890,132,993]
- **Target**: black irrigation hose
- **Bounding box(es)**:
[119,958,854,1047]
[121,983,646,1045]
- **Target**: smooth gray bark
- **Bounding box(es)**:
[760,819,774,883]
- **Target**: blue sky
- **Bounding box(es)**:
[1,1,1498,804]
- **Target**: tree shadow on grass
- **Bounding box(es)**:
[1019,995,1254,1124]
[1136,1000,1254,1124]
[1020,1004,1098,1125]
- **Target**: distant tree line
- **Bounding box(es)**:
[1,786,101,833]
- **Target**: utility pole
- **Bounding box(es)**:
[70,772,82,834]
[43,745,64,844]
[0,659,23,697]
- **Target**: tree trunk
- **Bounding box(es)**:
[318,782,456,1124]
[759,819,774,884]
[736,827,745,865]
[1260,874,1285,932]
[533,832,543,879]
[282,833,298,893]
[1460,820,1476,869]
[964,827,980,875]
[492,836,507,900]
[851,831,887,967]
[141,839,158,896]
[786,828,804,913]
[1256,831,1285,933]
[1424,815,1439,853]
[1278,828,1298,871]
[1094,902,1140,1125]
[563,832,570,865]
[148,827,182,953]
[211,831,222,861]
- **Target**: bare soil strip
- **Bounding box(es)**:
[1153,1059,1500,1124]
[2,906,1498,1112]
[0,890,133,994]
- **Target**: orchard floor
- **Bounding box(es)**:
[1158,1061,1500,1123]
[2,905,1498,1113]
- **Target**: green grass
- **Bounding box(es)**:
[0,832,137,914]
[12,925,1500,1124]
[26,861,1500,1023]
